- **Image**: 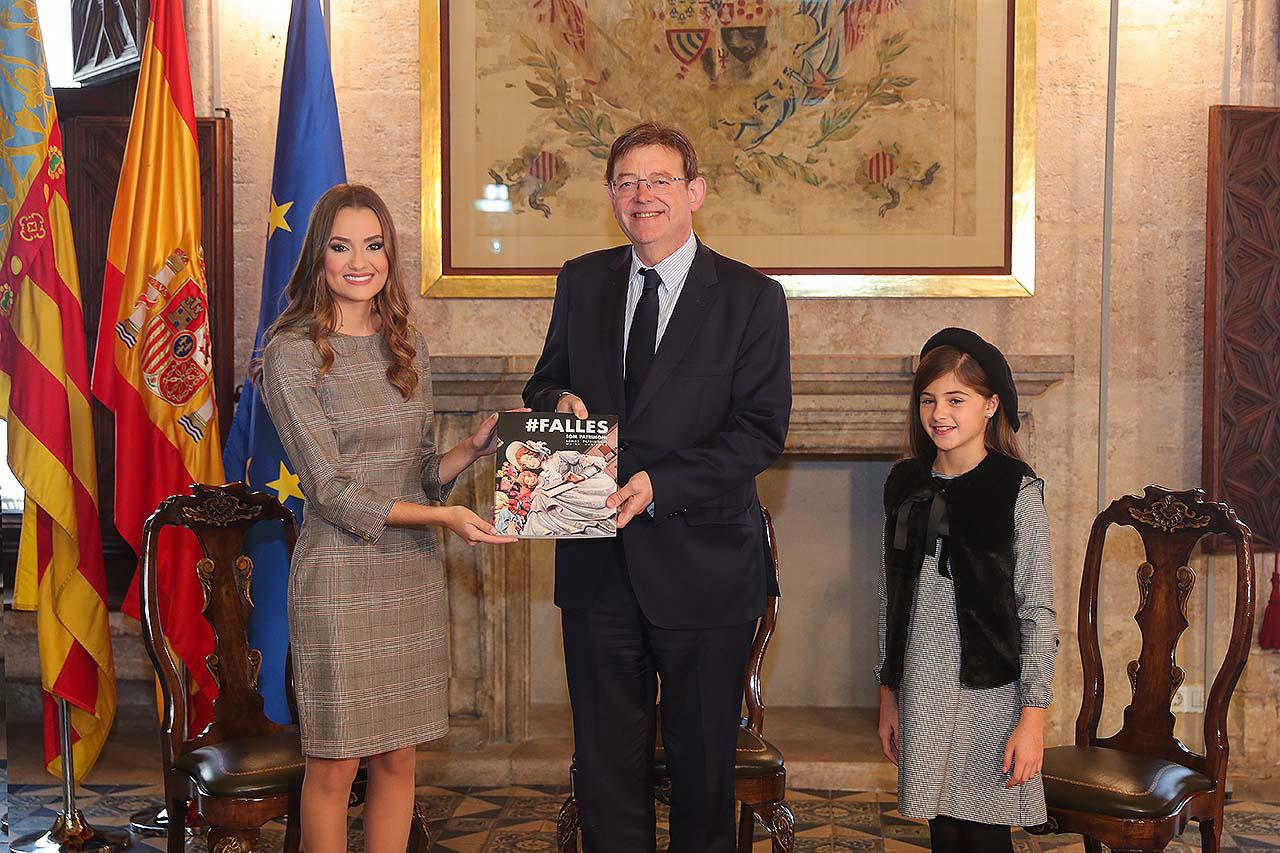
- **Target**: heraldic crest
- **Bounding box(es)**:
[114,247,217,443]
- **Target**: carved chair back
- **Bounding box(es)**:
[1075,486,1254,785]
[743,506,781,737]
[139,482,297,769]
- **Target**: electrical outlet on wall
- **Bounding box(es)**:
[1173,684,1205,713]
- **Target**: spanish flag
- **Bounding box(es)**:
[1,5,116,779]
[91,0,223,732]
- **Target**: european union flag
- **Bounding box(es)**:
[222,0,345,723]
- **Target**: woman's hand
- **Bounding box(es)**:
[878,686,900,766]
[440,408,532,485]
[1003,707,1045,788]
[467,409,528,457]
[440,506,518,546]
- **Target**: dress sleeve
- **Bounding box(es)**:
[261,334,396,543]
[415,335,457,503]
[1014,477,1058,708]
[875,522,888,683]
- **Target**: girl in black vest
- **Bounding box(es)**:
[876,328,1057,852]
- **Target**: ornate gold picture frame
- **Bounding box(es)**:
[422,0,1034,297]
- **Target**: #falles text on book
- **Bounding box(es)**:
[494,412,619,539]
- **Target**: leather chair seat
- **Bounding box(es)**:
[1043,746,1214,819]
[655,725,784,778]
[174,729,305,798]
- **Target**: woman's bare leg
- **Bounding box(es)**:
[301,756,360,853]
[363,746,417,853]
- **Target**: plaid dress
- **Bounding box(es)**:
[877,476,1057,827]
[262,330,453,759]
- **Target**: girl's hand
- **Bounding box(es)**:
[878,686,900,766]
[441,506,518,546]
[467,408,531,457]
[1003,708,1045,788]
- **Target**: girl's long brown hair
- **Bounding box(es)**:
[252,183,418,399]
[903,345,1025,462]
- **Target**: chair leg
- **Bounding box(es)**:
[284,787,302,853]
[350,774,368,806]
[556,794,581,853]
[1200,817,1221,853]
[166,797,190,853]
[408,803,431,853]
[208,826,261,853]
[736,802,755,852]
[762,801,795,853]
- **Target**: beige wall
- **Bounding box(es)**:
[753,459,895,709]
[529,459,897,710]
[191,0,1280,781]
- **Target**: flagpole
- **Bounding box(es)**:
[10,699,130,853]
[3,645,8,841]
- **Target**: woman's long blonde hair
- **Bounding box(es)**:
[252,183,418,399]
[903,345,1024,462]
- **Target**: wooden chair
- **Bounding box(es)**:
[1036,486,1254,853]
[556,505,795,853]
[139,482,430,853]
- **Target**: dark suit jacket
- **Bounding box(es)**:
[523,240,792,628]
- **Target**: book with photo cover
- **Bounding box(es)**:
[494,412,619,539]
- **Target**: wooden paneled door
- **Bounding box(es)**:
[61,115,235,437]
[1204,106,1280,553]
[50,113,236,606]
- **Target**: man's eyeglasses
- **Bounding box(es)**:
[609,174,689,196]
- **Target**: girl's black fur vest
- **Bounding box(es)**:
[879,450,1034,690]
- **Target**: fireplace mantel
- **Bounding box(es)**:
[428,353,1073,746]
[431,353,1075,456]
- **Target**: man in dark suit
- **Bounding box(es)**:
[524,122,792,852]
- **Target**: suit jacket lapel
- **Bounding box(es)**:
[601,247,630,418]
[627,242,720,421]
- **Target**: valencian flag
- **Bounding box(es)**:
[222,0,345,722]
[91,0,223,732]
[1,5,116,779]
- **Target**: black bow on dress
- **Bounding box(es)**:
[893,478,953,578]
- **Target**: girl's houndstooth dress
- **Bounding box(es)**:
[878,475,1058,827]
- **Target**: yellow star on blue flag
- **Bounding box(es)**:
[267,196,293,240]
[265,461,305,503]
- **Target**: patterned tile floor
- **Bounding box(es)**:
[6,781,1280,852]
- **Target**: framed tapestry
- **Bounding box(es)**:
[423,0,1035,297]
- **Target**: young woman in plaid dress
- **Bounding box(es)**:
[259,184,517,853]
